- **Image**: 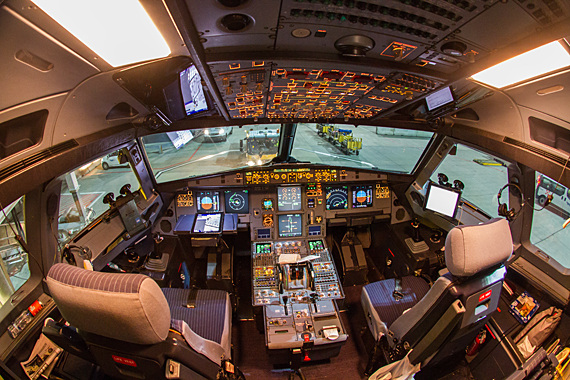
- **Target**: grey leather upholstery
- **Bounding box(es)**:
[47,264,231,365]
[362,218,512,342]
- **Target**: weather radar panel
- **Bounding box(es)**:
[197,191,220,212]
[352,185,373,208]
[224,190,249,213]
[325,186,348,210]
[278,186,302,211]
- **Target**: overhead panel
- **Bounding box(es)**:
[276,0,499,69]
[187,0,282,53]
[211,60,273,119]
[267,68,384,119]
[210,58,444,120]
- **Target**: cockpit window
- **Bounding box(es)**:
[57,148,140,245]
[142,124,281,183]
[430,144,508,219]
[291,124,434,173]
[0,196,29,306]
[531,172,570,268]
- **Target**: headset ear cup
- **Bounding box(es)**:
[498,203,506,217]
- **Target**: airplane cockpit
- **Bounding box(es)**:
[1,0,570,379]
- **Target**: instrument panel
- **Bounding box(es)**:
[171,167,393,244]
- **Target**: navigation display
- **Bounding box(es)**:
[352,185,373,208]
[325,186,348,210]
[192,213,222,233]
[278,186,302,211]
[224,190,249,213]
[278,214,303,238]
[196,191,220,212]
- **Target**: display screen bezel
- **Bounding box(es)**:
[277,186,303,212]
[278,213,303,238]
[351,184,373,208]
[196,191,220,213]
[180,64,209,116]
[224,190,249,214]
[325,185,349,210]
[425,86,455,112]
[192,213,224,234]
[423,181,461,218]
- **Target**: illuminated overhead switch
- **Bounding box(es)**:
[241,75,247,84]
[315,29,327,38]
[288,71,308,80]
[226,86,233,95]
[222,77,230,86]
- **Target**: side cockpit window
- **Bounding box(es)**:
[531,172,570,268]
[0,196,29,307]
[57,148,140,246]
[430,144,508,219]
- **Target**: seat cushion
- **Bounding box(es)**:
[361,276,429,340]
[162,288,229,344]
[162,288,231,365]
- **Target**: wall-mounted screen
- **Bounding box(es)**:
[180,65,208,116]
[424,182,461,218]
[278,186,302,211]
[425,86,454,112]
[197,191,220,212]
[325,186,348,210]
[192,213,223,233]
[224,190,249,213]
[352,185,373,208]
[278,214,303,238]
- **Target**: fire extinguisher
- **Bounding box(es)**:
[466,329,487,356]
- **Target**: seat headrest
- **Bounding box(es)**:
[445,218,513,277]
[46,264,170,345]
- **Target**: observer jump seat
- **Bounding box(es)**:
[361,218,513,369]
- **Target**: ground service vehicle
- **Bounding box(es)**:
[2,1,570,380]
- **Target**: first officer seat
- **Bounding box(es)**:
[361,218,513,375]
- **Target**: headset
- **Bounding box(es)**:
[497,183,525,222]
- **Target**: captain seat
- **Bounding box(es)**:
[45,263,233,380]
[361,218,513,375]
